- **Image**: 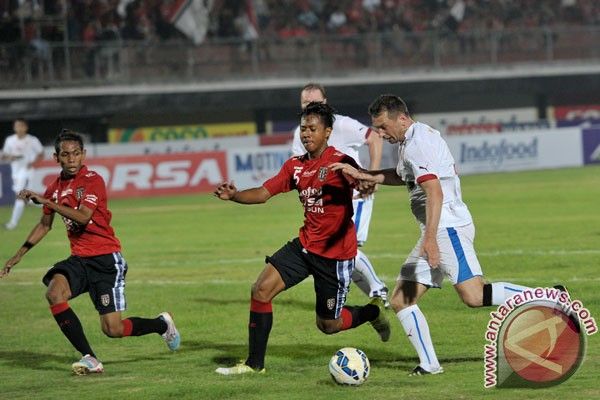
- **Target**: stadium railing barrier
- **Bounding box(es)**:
[1,26,599,89]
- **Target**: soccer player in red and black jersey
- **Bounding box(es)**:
[214,102,391,375]
[1,130,180,375]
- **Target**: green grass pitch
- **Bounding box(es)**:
[0,165,598,400]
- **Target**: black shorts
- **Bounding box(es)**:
[266,238,354,320]
[42,252,128,315]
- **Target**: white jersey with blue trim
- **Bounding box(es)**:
[397,121,472,228]
[292,114,370,168]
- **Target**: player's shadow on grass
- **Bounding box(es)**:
[185,339,482,372]
[0,350,73,371]
[185,340,480,369]
[193,296,314,312]
[373,355,482,370]
[105,353,177,366]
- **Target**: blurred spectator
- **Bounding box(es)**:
[121,0,148,40]
[0,0,598,45]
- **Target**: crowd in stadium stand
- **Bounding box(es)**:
[0,0,599,46]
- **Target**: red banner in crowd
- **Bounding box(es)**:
[32,152,227,198]
[554,105,600,121]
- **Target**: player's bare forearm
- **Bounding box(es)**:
[2,216,53,277]
[28,212,53,243]
[330,163,402,188]
[380,169,404,185]
[420,179,443,267]
[367,132,383,170]
[214,182,271,204]
[361,168,404,186]
[422,179,442,238]
[47,202,92,225]
[230,187,272,204]
[20,190,93,226]
[330,163,374,181]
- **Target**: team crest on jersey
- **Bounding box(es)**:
[76,187,85,200]
[100,294,110,307]
[327,298,336,310]
[318,167,328,181]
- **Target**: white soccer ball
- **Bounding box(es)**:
[328,347,370,386]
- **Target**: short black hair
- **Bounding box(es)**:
[14,117,27,125]
[301,82,327,99]
[54,129,84,154]
[368,94,410,118]
[300,102,336,128]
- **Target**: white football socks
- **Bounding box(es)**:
[352,249,387,297]
[397,304,440,372]
[491,282,531,305]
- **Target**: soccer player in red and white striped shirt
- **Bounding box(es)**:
[214,103,390,375]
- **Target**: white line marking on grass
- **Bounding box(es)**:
[370,249,600,258]
[134,257,263,268]
[141,278,267,285]
[476,249,600,256]
[116,203,221,214]
[212,257,264,264]
[6,278,306,286]
[7,276,600,287]
[5,249,597,286]
[6,247,599,272]
[142,249,596,267]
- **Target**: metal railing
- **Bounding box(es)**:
[1,26,599,88]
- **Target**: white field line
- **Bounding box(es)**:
[150,248,600,267]
[7,276,600,286]
[476,249,600,256]
[3,248,597,286]
[115,203,220,214]
[7,249,599,271]
[6,278,298,286]
[368,249,600,258]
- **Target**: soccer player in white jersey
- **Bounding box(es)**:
[331,95,563,376]
[291,83,389,304]
[1,118,44,230]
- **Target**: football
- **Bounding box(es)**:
[328,347,370,386]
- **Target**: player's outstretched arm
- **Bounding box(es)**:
[330,163,405,186]
[2,213,54,278]
[214,181,272,204]
[329,162,376,182]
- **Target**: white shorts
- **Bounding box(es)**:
[353,194,373,246]
[11,168,32,193]
[399,223,483,288]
